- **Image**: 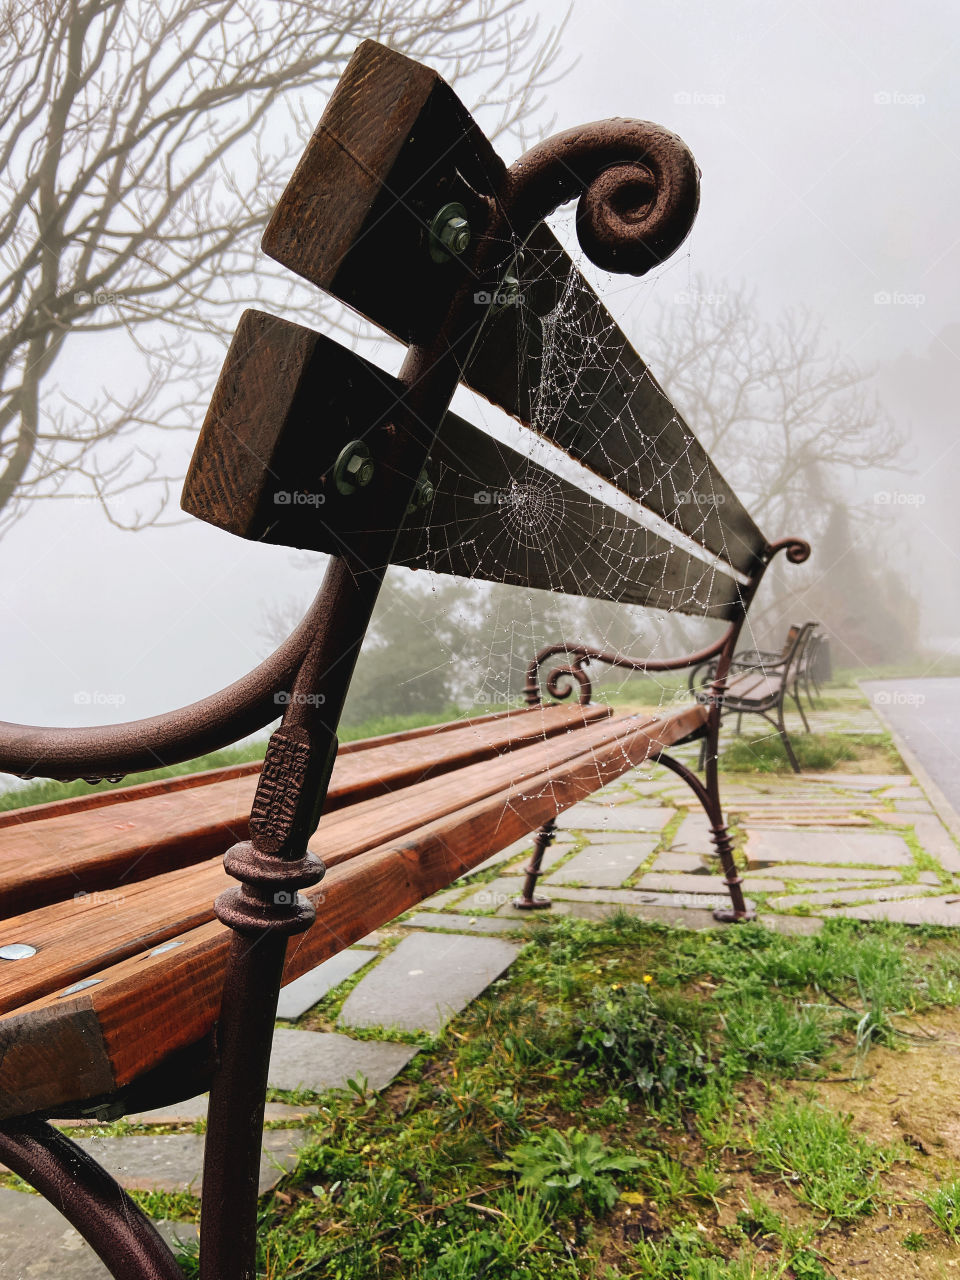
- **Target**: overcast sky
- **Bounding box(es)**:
[1,0,957,732]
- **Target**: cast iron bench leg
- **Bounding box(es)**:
[653,743,755,924]
[513,819,556,910]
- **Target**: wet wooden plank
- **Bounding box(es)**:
[0,704,609,914]
[0,702,706,1117]
[257,40,766,573]
[182,315,743,613]
[0,710,645,1014]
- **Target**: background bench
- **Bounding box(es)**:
[0,40,810,1280]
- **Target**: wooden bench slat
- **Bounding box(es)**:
[462,224,766,576]
[259,41,766,577]
[393,401,745,614]
[0,702,706,1119]
[0,708,667,1013]
[0,703,608,915]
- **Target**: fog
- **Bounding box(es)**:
[1,0,957,732]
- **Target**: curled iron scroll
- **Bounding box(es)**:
[766,538,811,565]
[544,658,593,707]
[503,119,700,275]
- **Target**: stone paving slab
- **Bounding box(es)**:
[546,839,657,887]
[650,852,710,872]
[746,817,873,828]
[337,933,519,1034]
[402,912,525,935]
[803,773,908,788]
[420,886,471,910]
[66,1129,310,1194]
[539,885,754,912]
[746,828,913,867]
[500,839,573,875]
[581,789,644,806]
[755,862,901,882]
[822,897,960,925]
[912,816,960,873]
[0,1188,197,1278]
[637,870,789,895]
[276,949,376,1020]
[454,876,525,913]
[669,813,713,854]
[637,872,728,894]
[268,1029,417,1093]
[467,836,541,876]
[769,884,943,910]
[557,804,673,832]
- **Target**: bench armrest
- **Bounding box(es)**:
[524,633,734,707]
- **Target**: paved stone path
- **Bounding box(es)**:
[6,686,960,1275]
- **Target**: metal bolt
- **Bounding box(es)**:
[333,440,374,496]
[150,939,184,957]
[429,202,471,262]
[491,252,525,312]
[406,467,435,515]
[0,943,36,960]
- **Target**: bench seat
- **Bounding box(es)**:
[0,699,705,1121]
[0,703,611,916]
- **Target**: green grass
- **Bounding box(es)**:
[169,912,960,1278]
[923,1178,960,1239]
[0,705,507,814]
[752,1097,897,1222]
[718,730,904,774]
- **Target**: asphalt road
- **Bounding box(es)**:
[862,677,960,821]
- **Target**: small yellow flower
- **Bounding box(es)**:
[642,973,654,985]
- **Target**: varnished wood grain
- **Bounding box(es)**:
[0,703,608,914]
[0,708,655,1012]
[0,701,706,1118]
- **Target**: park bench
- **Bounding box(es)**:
[689,620,818,770]
[0,40,810,1280]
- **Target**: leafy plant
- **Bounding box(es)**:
[573,983,712,1104]
[496,1127,641,1212]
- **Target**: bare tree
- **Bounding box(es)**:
[645,280,905,539]
[0,0,566,532]
[643,278,913,656]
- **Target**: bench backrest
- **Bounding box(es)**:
[182,40,768,623]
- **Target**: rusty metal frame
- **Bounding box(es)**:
[0,110,705,1279]
[521,538,811,922]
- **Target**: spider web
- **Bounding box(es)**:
[385,209,764,694]
[347,212,778,849]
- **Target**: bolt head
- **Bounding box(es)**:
[440,216,470,255]
[333,439,374,495]
[429,203,472,262]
